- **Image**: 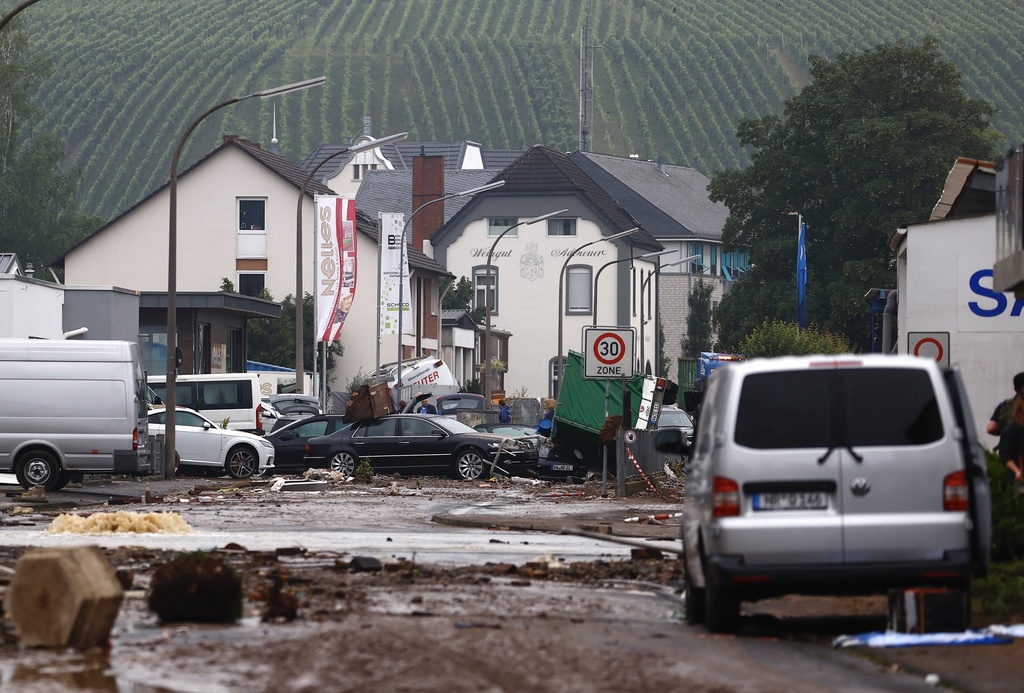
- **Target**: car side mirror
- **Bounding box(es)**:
[203,422,213,430]
[655,428,689,455]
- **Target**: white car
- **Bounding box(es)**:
[148,407,275,478]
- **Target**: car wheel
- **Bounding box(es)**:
[684,568,705,625]
[225,446,259,479]
[16,449,61,491]
[703,569,740,634]
[454,448,487,481]
[329,451,357,476]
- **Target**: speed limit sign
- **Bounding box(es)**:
[583,327,635,379]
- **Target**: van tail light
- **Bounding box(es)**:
[943,471,969,511]
[133,428,139,451]
[712,476,741,517]
[256,404,263,431]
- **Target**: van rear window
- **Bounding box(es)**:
[735,368,943,449]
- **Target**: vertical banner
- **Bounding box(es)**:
[379,212,412,334]
[796,219,808,329]
[315,196,357,343]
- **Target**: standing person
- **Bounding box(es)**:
[416,395,437,414]
[999,397,1024,488]
[498,398,512,424]
[536,398,555,437]
[987,372,1024,436]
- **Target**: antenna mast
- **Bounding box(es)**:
[579,1,594,152]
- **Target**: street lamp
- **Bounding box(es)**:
[555,227,640,396]
[394,180,505,398]
[481,209,566,406]
[294,131,408,392]
[592,249,674,326]
[0,0,43,32]
[164,76,325,479]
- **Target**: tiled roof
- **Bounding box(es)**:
[355,209,450,277]
[569,152,727,242]
[355,169,496,223]
[300,140,523,181]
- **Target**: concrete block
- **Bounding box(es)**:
[5,546,124,649]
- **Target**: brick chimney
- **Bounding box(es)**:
[412,155,445,253]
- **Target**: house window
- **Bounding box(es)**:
[138,325,168,377]
[227,328,242,372]
[565,265,592,314]
[239,199,266,230]
[488,218,518,238]
[689,242,705,274]
[549,356,563,398]
[548,218,576,237]
[238,272,265,297]
[710,245,718,276]
[473,266,498,313]
[353,163,378,181]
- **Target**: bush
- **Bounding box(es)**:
[987,450,1024,562]
[738,319,853,357]
[974,561,1024,624]
[355,457,374,483]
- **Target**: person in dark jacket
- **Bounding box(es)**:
[998,396,1024,487]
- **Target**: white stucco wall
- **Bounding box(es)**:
[0,276,64,339]
[441,216,657,399]
[64,147,318,303]
[896,213,1024,442]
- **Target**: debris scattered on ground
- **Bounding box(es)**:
[17,486,47,503]
[47,511,194,534]
[148,551,243,624]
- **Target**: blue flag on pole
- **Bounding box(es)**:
[796,220,808,329]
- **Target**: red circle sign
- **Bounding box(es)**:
[593,332,627,365]
[913,337,944,363]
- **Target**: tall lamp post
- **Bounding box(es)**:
[554,227,640,396]
[164,76,326,479]
[592,249,675,326]
[294,131,408,392]
[482,209,566,406]
[395,180,505,399]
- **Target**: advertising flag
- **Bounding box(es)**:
[315,196,357,343]
[379,213,411,334]
[796,220,808,329]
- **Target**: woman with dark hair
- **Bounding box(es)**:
[998,396,1024,486]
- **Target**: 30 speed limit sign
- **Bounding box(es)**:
[583,327,635,379]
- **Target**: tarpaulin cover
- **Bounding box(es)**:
[833,630,1013,648]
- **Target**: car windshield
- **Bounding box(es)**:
[431,417,478,434]
[659,409,693,429]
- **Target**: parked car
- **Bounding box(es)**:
[147,407,275,478]
[435,393,486,415]
[263,414,349,472]
[655,405,695,446]
[304,414,538,480]
[472,422,586,481]
[656,354,991,634]
[261,394,323,432]
[149,373,264,434]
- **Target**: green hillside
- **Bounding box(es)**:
[20,0,1024,221]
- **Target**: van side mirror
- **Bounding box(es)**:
[655,428,689,455]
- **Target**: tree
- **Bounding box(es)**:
[709,38,1000,351]
[738,319,852,357]
[442,275,485,323]
[682,279,715,357]
[0,22,101,269]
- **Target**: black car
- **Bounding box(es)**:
[264,414,350,472]
[304,414,538,480]
[262,394,323,432]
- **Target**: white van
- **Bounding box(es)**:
[148,373,263,434]
[0,339,151,490]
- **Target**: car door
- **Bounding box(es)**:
[170,410,224,466]
[349,417,400,470]
[398,416,451,474]
[838,366,968,564]
[271,417,332,470]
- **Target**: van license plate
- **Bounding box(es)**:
[752,492,827,511]
[550,464,573,471]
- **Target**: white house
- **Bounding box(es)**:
[890,157,1024,440]
[431,146,664,399]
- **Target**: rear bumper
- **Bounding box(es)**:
[707,550,973,600]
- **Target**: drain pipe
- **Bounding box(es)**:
[882,289,898,354]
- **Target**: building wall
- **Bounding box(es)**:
[896,213,1024,440]
[659,273,727,367]
[63,287,140,342]
[435,197,658,399]
[0,276,64,339]
[63,147,319,303]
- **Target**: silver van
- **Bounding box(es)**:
[0,339,151,490]
[659,354,991,633]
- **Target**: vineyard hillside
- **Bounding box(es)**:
[19,0,1024,222]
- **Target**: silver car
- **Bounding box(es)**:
[659,354,991,633]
